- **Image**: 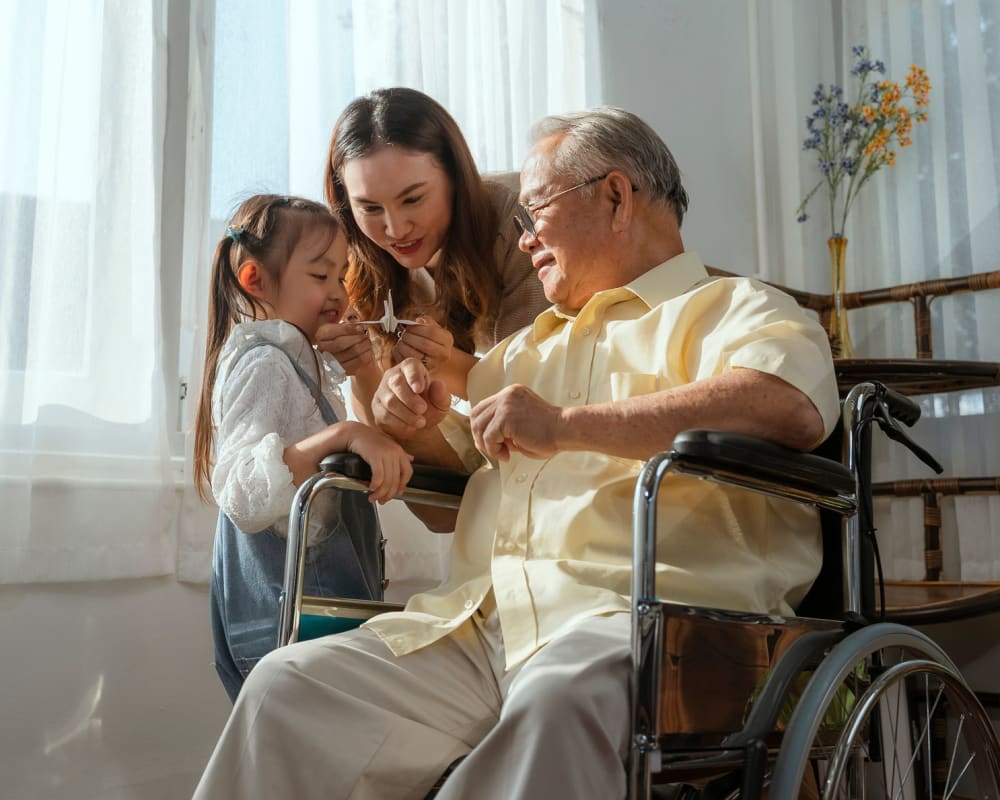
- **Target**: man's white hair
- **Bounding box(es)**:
[530,106,689,226]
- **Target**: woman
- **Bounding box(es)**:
[317,87,550,421]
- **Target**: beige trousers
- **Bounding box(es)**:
[192,608,631,800]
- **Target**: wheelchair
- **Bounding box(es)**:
[277,380,1000,798]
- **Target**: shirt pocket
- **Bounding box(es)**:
[609,371,661,402]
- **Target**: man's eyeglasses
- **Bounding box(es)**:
[512,174,608,239]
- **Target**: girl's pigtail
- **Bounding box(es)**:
[194,233,249,502]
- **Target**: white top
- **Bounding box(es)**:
[211,319,347,537]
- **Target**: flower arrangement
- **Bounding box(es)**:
[795,45,931,239]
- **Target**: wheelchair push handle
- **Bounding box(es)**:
[870,383,943,474]
[879,384,920,427]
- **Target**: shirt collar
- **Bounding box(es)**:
[530,251,710,339]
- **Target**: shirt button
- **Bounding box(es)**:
[515,474,527,483]
[582,326,592,336]
[569,390,581,399]
[464,600,474,610]
[503,541,515,551]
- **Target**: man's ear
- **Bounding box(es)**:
[606,171,634,232]
[237,260,269,299]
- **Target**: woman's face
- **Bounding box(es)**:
[341,147,454,270]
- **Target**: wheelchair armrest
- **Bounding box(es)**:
[279,454,468,649]
[669,430,855,508]
[319,453,470,498]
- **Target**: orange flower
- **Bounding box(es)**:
[797,46,932,237]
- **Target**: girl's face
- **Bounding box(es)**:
[266,227,349,342]
[341,147,454,270]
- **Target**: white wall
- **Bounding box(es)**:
[596,0,759,274]
[0,579,229,799]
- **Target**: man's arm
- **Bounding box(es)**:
[471,367,826,463]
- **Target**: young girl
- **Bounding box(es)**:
[193,194,413,702]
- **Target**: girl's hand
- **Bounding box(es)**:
[347,425,414,504]
[391,316,453,373]
[315,311,377,376]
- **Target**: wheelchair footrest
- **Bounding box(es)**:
[298,596,406,642]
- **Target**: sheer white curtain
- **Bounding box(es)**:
[175,0,599,583]
[0,0,175,583]
[753,0,1000,581]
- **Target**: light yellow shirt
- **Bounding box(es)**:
[367,252,840,669]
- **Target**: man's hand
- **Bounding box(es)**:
[372,357,452,441]
[315,312,376,376]
[471,384,563,462]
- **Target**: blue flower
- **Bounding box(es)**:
[796,44,932,238]
[852,59,873,76]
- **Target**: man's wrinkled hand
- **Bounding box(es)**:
[471,384,562,462]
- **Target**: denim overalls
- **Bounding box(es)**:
[209,336,382,703]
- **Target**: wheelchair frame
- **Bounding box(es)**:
[276,380,1000,798]
[630,381,1000,798]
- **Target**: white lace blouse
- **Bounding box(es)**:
[211,320,348,536]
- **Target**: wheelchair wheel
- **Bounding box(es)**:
[770,623,1000,798]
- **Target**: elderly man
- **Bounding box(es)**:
[192,107,838,800]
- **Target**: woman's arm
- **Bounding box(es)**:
[348,363,382,425]
[315,320,382,423]
[431,346,477,400]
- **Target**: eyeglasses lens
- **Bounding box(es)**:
[513,205,535,238]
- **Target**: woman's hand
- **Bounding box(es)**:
[315,311,377,376]
[372,358,452,442]
[391,316,453,373]
[345,424,415,504]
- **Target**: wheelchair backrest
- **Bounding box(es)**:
[794,417,876,621]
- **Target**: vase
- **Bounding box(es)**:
[826,236,855,358]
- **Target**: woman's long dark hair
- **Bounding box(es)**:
[193,195,339,502]
[325,87,502,355]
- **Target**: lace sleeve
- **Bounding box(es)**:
[211,348,300,533]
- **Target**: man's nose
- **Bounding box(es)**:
[517,226,540,253]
